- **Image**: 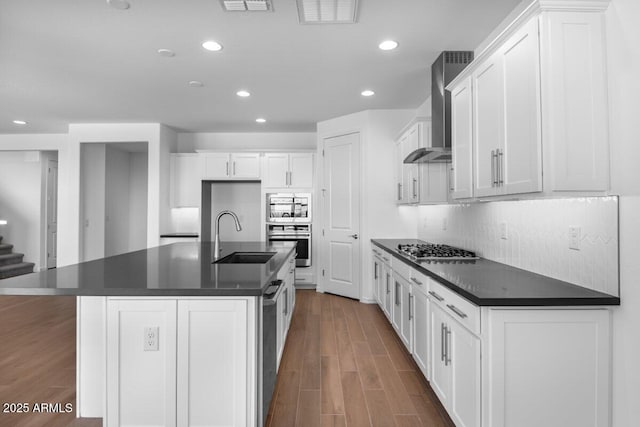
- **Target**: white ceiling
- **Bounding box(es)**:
[0,0,521,134]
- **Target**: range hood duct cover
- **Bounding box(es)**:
[404,51,473,164]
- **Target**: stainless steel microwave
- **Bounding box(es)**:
[266,193,311,223]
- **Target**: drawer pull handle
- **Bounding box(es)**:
[446,304,468,319]
[383,257,390,262]
[428,291,444,302]
[411,277,423,286]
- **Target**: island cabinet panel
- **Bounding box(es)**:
[176,299,250,427]
[106,297,256,427]
[106,299,178,427]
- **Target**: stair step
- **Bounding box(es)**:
[0,253,24,266]
[0,262,35,279]
[0,243,13,255]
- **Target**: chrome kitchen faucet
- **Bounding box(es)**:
[213,210,242,259]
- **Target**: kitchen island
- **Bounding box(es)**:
[0,241,297,427]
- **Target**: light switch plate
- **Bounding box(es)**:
[569,226,581,250]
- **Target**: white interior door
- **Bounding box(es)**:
[46,159,58,268]
[321,132,360,299]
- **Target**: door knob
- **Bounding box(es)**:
[349,234,359,240]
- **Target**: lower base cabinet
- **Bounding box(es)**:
[106,297,256,427]
[484,308,610,427]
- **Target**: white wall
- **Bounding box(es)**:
[605,0,640,424]
[177,132,316,152]
[105,146,132,257]
[210,182,261,241]
[0,151,44,269]
[80,144,106,261]
[129,152,148,252]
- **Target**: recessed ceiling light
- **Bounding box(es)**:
[256,118,266,123]
[378,40,398,51]
[188,81,204,87]
[12,120,27,125]
[106,0,130,10]
[202,40,223,52]
[237,90,251,97]
[361,90,375,97]
[157,49,175,57]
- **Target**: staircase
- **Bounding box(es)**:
[0,236,35,279]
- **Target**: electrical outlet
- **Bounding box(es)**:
[569,226,581,250]
[500,222,508,240]
[442,218,447,231]
[144,326,159,351]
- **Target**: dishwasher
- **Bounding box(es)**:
[260,279,282,425]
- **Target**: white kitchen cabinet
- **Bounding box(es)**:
[430,302,481,427]
[484,308,610,427]
[372,250,383,305]
[176,299,251,427]
[106,297,256,427]
[395,118,449,205]
[411,278,430,380]
[392,271,412,351]
[170,154,204,208]
[382,261,392,321]
[450,77,474,200]
[106,299,177,427]
[276,253,296,368]
[472,18,542,198]
[203,152,261,179]
[449,2,610,199]
[264,153,314,188]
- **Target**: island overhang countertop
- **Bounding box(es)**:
[0,241,296,297]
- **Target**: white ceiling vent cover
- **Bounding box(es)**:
[296,0,358,24]
[220,0,273,12]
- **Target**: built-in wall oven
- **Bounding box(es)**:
[267,224,311,267]
[267,193,311,223]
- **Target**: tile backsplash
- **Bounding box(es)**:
[417,197,619,296]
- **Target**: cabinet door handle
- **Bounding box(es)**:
[233,161,236,176]
[445,326,452,366]
[386,274,390,294]
[226,161,229,176]
[383,256,390,262]
[395,282,400,305]
[397,183,402,201]
[412,178,418,199]
[441,323,446,362]
[428,290,444,302]
[374,263,378,280]
[408,294,413,320]
[498,149,504,185]
[446,304,468,319]
[283,288,288,315]
[411,277,423,286]
[449,167,455,192]
[491,150,497,186]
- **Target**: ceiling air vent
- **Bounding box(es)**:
[296,0,358,24]
[220,0,273,12]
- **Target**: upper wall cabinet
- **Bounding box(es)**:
[449,1,610,200]
[170,154,204,208]
[264,153,314,189]
[395,118,449,205]
[202,153,261,180]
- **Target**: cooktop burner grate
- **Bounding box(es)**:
[396,243,478,260]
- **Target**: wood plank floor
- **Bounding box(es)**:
[0,296,101,427]
[267,290,454,427]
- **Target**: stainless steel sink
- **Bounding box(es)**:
[214,252,276,264]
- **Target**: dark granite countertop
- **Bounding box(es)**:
[372,239,620,306]
[160,233,199,238]
[0,242,296,297]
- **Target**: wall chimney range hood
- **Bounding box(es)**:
[404,51,473,164]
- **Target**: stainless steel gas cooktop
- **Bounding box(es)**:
[396,243,478,261]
